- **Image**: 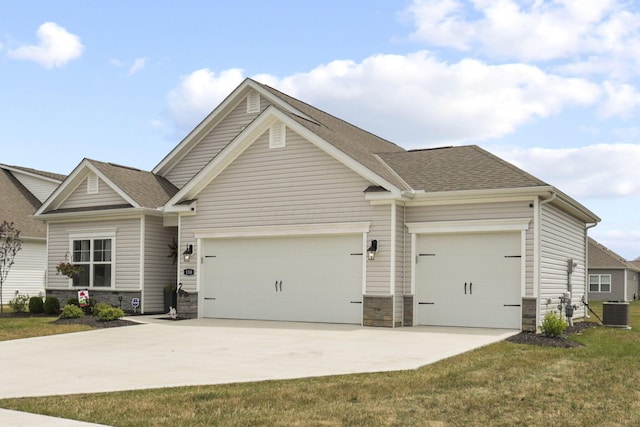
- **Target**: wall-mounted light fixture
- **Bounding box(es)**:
[182,244,193,262]
[367,239,378,261]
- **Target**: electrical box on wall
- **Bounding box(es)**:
[183,268,194,276]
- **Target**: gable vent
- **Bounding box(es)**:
[246,91,260,114]
[269,121,286,149]
[87,173,99,194]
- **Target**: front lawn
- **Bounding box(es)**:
[1,302,639,426]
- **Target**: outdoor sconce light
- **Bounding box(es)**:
[182,244,193,262]
[367,239,378,261]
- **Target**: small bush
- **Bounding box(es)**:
[66,297,79,306]
[540,311,567,337]
[28,296,44,313]
[93,302,112,317]
[43,296,61,315]
[8,294,30,313]
[60,304,85,319]
[97,306,125,321]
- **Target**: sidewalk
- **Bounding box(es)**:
[0,408,111,426]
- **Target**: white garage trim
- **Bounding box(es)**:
[406,218,531,234]
[193,222,371,239]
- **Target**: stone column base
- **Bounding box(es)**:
[363,295,394,327]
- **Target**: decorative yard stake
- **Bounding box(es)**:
[0,221,22,313]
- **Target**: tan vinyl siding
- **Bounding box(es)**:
[539,203,586,318]
[2,240,46,302]
[12,172,59,203]
[394,203,406,324]
[61,177,128,209]
[179,128,391,294]
[627,272,639,301]
[143,216,178,312]
[405,201,535,294]
[46,218,142,290]
[588,269,625,302]
[164,92,270,188]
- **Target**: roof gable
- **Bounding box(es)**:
[165,106,407,210]
[35,159,178,216]
[588,238,639,271]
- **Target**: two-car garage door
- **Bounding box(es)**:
[201,234,363,324]
[415,232,522,329]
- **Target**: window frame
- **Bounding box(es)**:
[68,232,116,289]
[589,274,611,293]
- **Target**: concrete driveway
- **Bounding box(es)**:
[0,317,518,399]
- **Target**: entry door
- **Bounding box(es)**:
[201,234,363,324]
[415,232,521,329]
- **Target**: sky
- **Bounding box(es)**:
[2,0,640,258]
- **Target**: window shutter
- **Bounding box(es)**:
[87,173,99,194]
[247,92,260,114]
[269,122,286,148]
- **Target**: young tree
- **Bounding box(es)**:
[0,221,22,313]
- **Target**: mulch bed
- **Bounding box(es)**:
[506,321,600,348]
[0,311,141,329]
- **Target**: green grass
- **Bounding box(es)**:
[1,302,640,426]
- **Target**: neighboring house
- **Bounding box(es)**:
[588,238,640,302]
[34,78,600,330]
[0,164,65,304]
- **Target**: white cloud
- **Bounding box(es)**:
[494,143,640,198]
[166,68,245,129]
[598,81,640,118]
[164,52,601,144]
[7,22,84,68]
[128,57,148,76]
[403,0,640,73]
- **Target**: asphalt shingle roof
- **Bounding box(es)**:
[88,160,178,208]
[588,238,639,271]
[0,168,46,238]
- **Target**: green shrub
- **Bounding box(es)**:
[60,304,85,319]
[540,311,567,337]
[97,306,125,321]
[43,296,60,315]
[93,302,112,317]
[28,296,44,313]
[8,294,29,312]
[66,297,79,306]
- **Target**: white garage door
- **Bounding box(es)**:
[201,234,363,324]
[415,232,521,329]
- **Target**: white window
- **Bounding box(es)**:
[71,238,114,288]
[269,121,286,149]
[247,91,260,114]
[589,274,611,292]
[87,173,99,194]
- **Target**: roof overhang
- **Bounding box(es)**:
[32,207,163,223]
[34,159,140,216]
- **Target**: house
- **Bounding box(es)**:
[34,78,600,330]
[587,238,639,302]
[0,164,65,304]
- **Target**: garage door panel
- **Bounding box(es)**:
[416,232,521,329]
[202,235,362,324]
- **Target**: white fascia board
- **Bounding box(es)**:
[193,222,371,239]
[33,207,153,223]
[406,186,555,207]
[163,200,197,214]
[165,106,402,208]
[406,218,531,234]
[550,189,601,224]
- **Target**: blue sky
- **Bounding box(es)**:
[2,0,640,258]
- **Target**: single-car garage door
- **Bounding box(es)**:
[415,232,521,329]
[201,234,363,324]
